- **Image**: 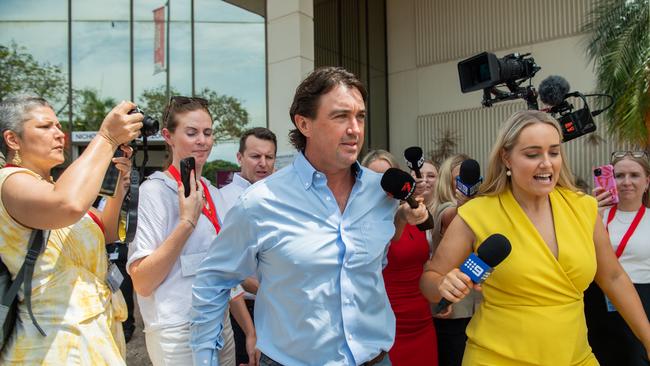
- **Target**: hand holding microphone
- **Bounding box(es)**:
[434,234,511,314]
[381,168,435,231]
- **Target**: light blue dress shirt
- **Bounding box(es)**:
[190,153,398,366]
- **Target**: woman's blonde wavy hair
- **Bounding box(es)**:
[479,110,577,196]
[428,154,469,213]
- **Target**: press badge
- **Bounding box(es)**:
[109,246,120,261]
[604,294,617,312]
[106,263,124,293]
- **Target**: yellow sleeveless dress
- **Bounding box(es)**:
[457,187,599,366]
[0,167,127,365]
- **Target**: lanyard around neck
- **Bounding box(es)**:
[167,165,220,234]
[606,205,646,258]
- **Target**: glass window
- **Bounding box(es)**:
[134,0,192,119]
[0,7,68,112]
[71,0,130,130]
[195,1,267,129]
[0,0,67,21]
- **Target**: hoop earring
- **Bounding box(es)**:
[506,169,511,177]
[11,150,21,166]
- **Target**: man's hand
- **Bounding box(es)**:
[238,338,260,366]
[396,197,428,225]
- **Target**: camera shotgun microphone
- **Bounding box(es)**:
[434,233,512,314]
[380,168,435,231]
[404,146,425,178]
[456,159,483,197]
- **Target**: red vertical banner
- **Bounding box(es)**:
[153,6,165,75]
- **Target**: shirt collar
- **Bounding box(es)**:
[231,173,252,189]
[293,152,364,190]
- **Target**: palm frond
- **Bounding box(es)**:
[583,0,650,145]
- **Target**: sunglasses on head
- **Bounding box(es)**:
[610,150,648,162]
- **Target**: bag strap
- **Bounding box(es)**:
[1,230,49,337]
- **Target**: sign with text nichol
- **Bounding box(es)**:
[460,253,492,283]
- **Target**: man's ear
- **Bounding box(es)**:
[294,115,312,138]
[3,130,21,152]
[236,151,243,165]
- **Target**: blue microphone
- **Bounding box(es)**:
[456,159,483,197]
[434,234,511,314]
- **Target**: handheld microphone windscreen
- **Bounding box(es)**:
[459,159,481,185]
[404,146,424,171]
[539,75,570,107]
[380,168,416,200]
[476,233,512,268]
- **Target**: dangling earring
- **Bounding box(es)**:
[11,150,22,166]
[506,169,511,177]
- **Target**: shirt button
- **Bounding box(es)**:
[326,196,331,201]
[316,173,321,178]
[348,334,353,340]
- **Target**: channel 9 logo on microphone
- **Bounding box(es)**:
[461,253,492,283]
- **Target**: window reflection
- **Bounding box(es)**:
[0,0,267,164]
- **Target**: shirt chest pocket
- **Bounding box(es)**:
[352,220,394,260]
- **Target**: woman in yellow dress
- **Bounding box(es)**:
[420,110,650,365]
[0,95,142,365]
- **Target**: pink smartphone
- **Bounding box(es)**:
[593,164,619,204]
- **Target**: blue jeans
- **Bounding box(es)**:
[259,353,392,366]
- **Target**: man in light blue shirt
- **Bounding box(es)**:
[190,67,426,366]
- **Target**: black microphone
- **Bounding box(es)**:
[404,146,424,178]
[380,168,434,231]
[456,159,482,197]
[434,233,512,314]
[538,75,570,108]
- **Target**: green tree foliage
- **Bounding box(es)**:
[197,87,250,141]
[72,88,116,131]
[202,159,240,185]
[0,42,66,103]
[583,0,650,148]
[138,86,250,141]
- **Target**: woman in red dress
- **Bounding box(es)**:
[362,150,438,365]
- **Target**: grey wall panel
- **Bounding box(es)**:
[414,0,596,66]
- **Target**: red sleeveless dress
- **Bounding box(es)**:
[383,224,438,365]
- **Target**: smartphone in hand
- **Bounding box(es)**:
[180,157,196,198]
[593,164,619,204]
[99,149,124,197]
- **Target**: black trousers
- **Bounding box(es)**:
[585,282,650,366]
[433,317,471,366]
[231,299,255,365]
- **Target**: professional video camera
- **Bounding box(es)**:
[458,52,541,109]
[457,51,613,142]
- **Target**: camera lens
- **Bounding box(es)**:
[141,115,160,137]
[128,107,160,137]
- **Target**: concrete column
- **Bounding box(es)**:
[266,0,314,156]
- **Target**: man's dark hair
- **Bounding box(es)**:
[288,67,367,151]
[239,127,277,154]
